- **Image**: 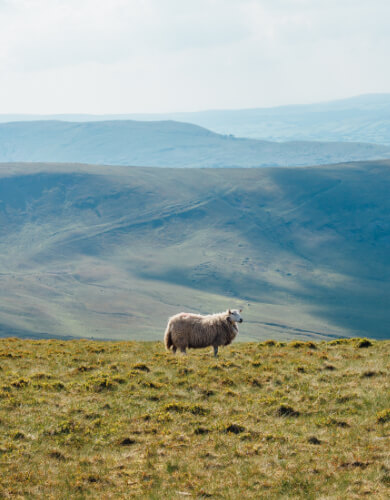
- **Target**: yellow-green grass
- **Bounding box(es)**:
[0,337,389,499]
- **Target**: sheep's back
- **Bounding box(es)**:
[169,314,218,348]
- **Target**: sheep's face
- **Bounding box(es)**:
[228,309,243,324]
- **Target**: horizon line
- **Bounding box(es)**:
[0,92,389,117]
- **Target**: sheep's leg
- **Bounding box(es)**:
[213,346,219,357]
[172,346,177,354]
[180,347,187,355]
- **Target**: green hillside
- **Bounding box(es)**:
[0,120,390,167]
[0,338,389,498]
[0,161,389,341]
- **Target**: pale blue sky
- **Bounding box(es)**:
[0,0,389,113]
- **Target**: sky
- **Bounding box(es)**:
[0,0,389,114]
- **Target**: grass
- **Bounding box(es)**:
[2,161,390,342]
[0,337,389,498]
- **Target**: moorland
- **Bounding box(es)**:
[0,337,389,499]
[1,160,389,341]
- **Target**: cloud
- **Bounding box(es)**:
[0,0,250,70]
[0,0,389,112]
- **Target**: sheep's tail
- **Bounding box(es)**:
[164,325,173,351]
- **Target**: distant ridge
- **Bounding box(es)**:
[0,119,390,168]
[2,93,390,144]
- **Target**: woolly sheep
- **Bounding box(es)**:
[164,309,243,357]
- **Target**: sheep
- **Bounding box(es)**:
[164,309,243,357]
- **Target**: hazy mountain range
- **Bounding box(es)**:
[1,119,390,168]
[1,160,389,341]
[2,93,390,144]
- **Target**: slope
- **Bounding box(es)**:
[0,161,389,341]
[0,120,390,167]
[2,93,390,145]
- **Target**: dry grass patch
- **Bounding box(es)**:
[0,337,389,498]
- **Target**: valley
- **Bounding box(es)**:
[0,161,389,341]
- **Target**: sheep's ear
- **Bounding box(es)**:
[228,309,231,314]
[239,308,243,313]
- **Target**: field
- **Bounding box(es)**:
[0,337,389,498]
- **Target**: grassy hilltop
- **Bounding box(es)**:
[0,338,389,498]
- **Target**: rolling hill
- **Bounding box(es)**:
[0,160,389,341]
[150,93,390,145]
[1,120,390,167]
[2,93,390,145]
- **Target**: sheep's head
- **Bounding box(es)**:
[227,309,243,324]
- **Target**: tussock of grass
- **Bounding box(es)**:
[132,363,150,372]
[356,338,373,348]
[48,449,68,461]
[10,377,30,388]
[194,426,210,435]
[322,417,350,428]
[224,423,246,434]
[307,436,321,445]
[289,340,317,349]
[0,337,389,499]
[323,364,336,371]
[163,402,208,415]
[30,372,52,379]
[119,437,137,446]
[276,405,300,417]
[361,370,380,378]
[381,474,390,486]
[11,431,27,440]
[376,409,390,423]
[328,338,353,345]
